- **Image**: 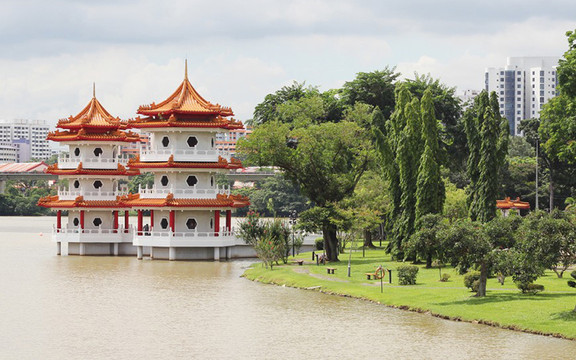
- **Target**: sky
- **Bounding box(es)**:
[0,0,574,127]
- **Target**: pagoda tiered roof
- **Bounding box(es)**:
[127,155,243,170]
[127,115,244,130]
[123,193,250,208]
[45,162,140,176]
[496,197,531,210]
[49,94,140,143]
[37,195,131,209]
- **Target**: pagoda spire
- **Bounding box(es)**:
[184,59,188,80]
[93,82,96,98]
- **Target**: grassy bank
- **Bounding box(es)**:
[243,248,576,340]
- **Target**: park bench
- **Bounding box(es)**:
[326,267,336,274]
[293,259,304,266]
[365,267,385,280]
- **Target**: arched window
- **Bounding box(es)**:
[93,148,103,157]
[73,180,80,189]
[161,136,170,148]
[93,180,103,189]
[73,218,79,226]
[74,148,80,156]
[93,218,102,226]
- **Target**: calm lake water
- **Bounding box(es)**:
[1,216,576,359]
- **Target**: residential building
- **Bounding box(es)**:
[215,125,253,156]
[0,119,51,159]
[485,56,559,136]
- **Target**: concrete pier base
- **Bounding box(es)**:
[137,246,143,260]
[169,247,176,261]
[56,242,61,256]
[113,243,119,256]
[214,247,220,261]
[150,247,154,260]
[79,243,85,256]
[61,242,69,256]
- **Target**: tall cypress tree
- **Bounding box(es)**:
[415,89,445,219]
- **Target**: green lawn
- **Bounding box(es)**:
[243,248,576,339]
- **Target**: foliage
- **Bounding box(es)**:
[397,265,419,285]
[517,283,545,294]
[3,180,55,216]
[464,271,481,292]
[315,238,324,251]
[128,173,154,194]
[440,273,451,282]
[442,181,468,223]
[405,214,447,268]
[253,81,319,124]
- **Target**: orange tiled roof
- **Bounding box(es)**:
[128,115,244,130]
[123,193,249,208]
[496,197,531,210]
[47,128,140,142]
[57,96,126,130]
[127,155,243,170]
[37,195,131,209]
[136,75,234,117]
[45,162,140,176]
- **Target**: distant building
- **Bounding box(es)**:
[0,119,51,159]
[121,132,150,157]
[0,143,18,163]
[215,125,253,156]
[485,56,559,136]
[459,89,481,110]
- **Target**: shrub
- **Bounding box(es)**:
[517,282,545,294]
[440,273,451,282]
[568,280,576,288]
[571,270,576,280]
[397,265,419,285]
[464,271,481,291]
[315,238,324,251]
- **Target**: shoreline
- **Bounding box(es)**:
[242,253,576,342]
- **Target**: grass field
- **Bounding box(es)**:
[243,247,576,339]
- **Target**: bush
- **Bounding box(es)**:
[315,238,324,251]
[440,273,451,282]
[571,270,576,280]
[517,282,545,294]
[464,271,481,292]
[397,265,419,285]
[568,280,576,288]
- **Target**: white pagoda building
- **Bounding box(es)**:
[124,67,250,260]
[38,90,140,256]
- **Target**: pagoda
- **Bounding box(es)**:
[125,64,249,260]
[38,88,140,256]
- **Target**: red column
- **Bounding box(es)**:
[169,210,175,233]
[80,210,85,230]
[124,210,129,233]
[56,210,62,231]
[150,210,154,230]
[226,210,232,232]
[214,210,220,236]
[113,211,118,231]
[137,210,143,234]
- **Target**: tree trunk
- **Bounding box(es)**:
[426,254,432,268]
[363,229,375,248]
[475,262,488,297]
[322,223,339,262]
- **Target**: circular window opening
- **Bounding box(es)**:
[93,218,102,226]
[211,138,214,148]
[74,148,80,156]
[73,180,80,189]
[186,176,198,187]
[186,218,198,230]
[160,176,169,186]
[93,180,103,189]
[210,176,214,187]
[73,218,79,226]
[161,136,170,147]
[210,218,213,229]
[160,218,169,229]
[93,148,103,157]
[187,136,198,147]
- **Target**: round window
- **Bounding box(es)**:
[187,136,198,147]
[161,136,170,147]
[93,180,103,189]
[160,218,169,229]
[160,176,169,186]
[74,148,80,156]
[93,218,102,226]
[186,176,198,187]
[73,218,79,226]
[73,180,80,189]
[93,148,103,157]
[186,218,198,230]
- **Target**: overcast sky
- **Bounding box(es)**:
[0,0,574,126]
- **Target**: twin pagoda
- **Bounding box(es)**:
[38,68,250,260]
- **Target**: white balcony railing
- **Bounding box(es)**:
[138,184,230,199]
[58,186,129,200]
[139,148,229,163]
[58,155,131,169]
[132,229,241,247]
[52,225,134,243]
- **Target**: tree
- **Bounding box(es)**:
[238,119,374,261]
[465,91,508,222]
[405,214,447,268]
[253,81,319,124]
[415,88,445,219]
[340,67,400,119]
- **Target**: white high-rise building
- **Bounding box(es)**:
[0,119,51,159]
[485,56,559,136]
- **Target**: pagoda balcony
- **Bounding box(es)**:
[138,184,230,199]
[58,155,131,170]
[58,186,129,200]
[52,226,134,243]
[132,229,241,247]
[139,148,229,163]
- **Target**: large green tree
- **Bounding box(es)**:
[238,118,374,261]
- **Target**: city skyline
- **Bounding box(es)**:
[0,1,574,125]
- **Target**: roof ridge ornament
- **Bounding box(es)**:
[93,82,96,98]
[185,59,188,80]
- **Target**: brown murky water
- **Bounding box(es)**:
[1,216,576,359]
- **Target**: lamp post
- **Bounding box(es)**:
[289,210,298,257]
